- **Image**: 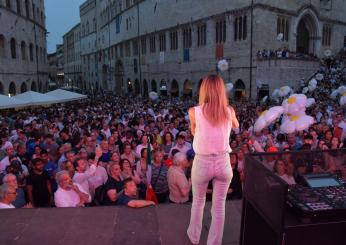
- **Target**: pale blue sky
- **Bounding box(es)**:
[46,0,85,53]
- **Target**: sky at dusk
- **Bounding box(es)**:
[45,0,85,53]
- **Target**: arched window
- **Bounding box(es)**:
[20,82,27,93]
[29,43,34,61]
[0,35,5,58]
[10,38,17,59]
[9,82,16,96]
[31,81,37,91]
[0,81,4,94]
[16,0,22,15]
[25,0,30,18]
[6,0,11,9]
[151,80,157,92]
[21,41,27,60]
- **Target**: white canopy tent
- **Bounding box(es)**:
[13,91,61,106]
[0,95,28,109]
[45,89,87,102]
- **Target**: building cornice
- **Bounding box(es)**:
[0,5,47,32]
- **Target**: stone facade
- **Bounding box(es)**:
[63,23,82,90]
[70,0,346,99]
[0,0,48,95]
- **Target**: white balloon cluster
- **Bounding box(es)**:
[308,78,317,92]
[315,73,324,81]
[272,86,292,99]
[254,94,315,134]
[217,59,229,72]
[330,85,346,106]
[225,83,234,92]
[149,91,158,101]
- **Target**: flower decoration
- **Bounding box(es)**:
[302,87,309,94]
[306,98,315,107]
[254,106,284,132]
[278,86,292,97]
[225,83,234,92]
[330,90,339,100]
[256,80,263,89]
[149,91,158,101]
[217,59,229,72]
[272,89,280,98]
[282,94,307,115]
[280,113,314,134]
[338,86,346,95]
[315,73,324,81]
[308,79,317,92]
[340,93,346,106]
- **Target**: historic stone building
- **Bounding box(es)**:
[72,0,346,99]
[63,23,82,90]
[0,0,48,96]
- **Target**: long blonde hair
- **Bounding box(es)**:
[199,74,230,126]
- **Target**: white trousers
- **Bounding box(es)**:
[187,153,233,245]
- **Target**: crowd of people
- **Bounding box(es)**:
[256,48,318,60]
[0,57,345,209]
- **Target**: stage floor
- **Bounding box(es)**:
[0,200,242,245]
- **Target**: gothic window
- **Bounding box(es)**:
[159,33,166,52]
[183,27,192,49]
[11,38,17,59]
[197,23,207,47]
[215,19,226,43]
[277,16,289,41]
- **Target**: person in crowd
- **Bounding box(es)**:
[273,159,295,185]
[117,178,156,208]
[0,184,17,209]
[162,132,174,158]
[151,149,169,203]
[136,148,152,187]
[2,173,27,208]
[60,160,75,178]
[0,145,15,173]
[27,158,52,207]
[54,170,91,207]
[103,163,124,205]
[227,153,242,200]
[167,152,191,204]
[169,134,191,158]
[135,135,152,158]
[121,142,136,167]
[187,74,239,245]
[72,157,97,198]
[99,140,112,164]
[120,159,141,184]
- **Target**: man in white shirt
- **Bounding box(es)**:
[0,145,15,173]
[72,158,97,198]
[0,184,16,209]
[54,171,91,208]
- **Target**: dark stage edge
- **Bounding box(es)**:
[0,200,242,245]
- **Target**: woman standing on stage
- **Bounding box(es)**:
[187,74,239,245]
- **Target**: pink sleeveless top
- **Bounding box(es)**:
[193,105,232,155]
